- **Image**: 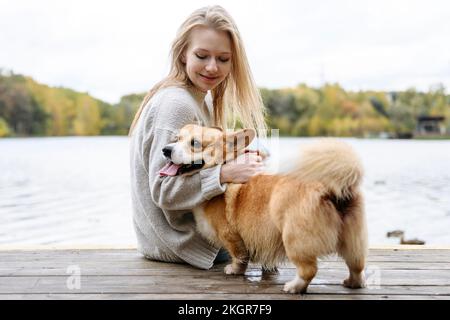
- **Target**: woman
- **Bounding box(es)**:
[129,5,267,269]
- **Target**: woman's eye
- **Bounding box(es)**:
[219,58,230,63]
[191,139,201,148]
[195,54,206,60]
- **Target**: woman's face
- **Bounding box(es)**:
[183,26,232,92]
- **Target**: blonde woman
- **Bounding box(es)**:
[129,5,267,269]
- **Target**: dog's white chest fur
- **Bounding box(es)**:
[193,206,221,247]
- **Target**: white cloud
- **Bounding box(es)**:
[1,0,449,103]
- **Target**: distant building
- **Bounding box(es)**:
[416,116,446,136]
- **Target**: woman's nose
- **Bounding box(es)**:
[205,59,218,73]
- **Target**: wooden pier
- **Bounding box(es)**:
[1,246,449,300]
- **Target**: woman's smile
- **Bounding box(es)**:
[199,74,220,82]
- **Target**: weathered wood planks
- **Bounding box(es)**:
[1,247,449,300]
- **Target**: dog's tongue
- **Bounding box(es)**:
[159,162,181,176]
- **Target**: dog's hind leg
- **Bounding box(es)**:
[282,254,317,294]
[337,192,368,289]
[278,189,336,294]
[281,218,318,293]
[339,241,367,289]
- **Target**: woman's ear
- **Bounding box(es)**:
[181,54,186,64]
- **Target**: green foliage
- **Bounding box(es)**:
[112,94,145,135]
[0,72,49,136]
[0,70,449,137]
[0,70,142,136]
[0,117,10,137]
[262,83,449,137]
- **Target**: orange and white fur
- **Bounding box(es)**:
[159,124,368,294]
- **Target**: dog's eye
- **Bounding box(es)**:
[191,139,201,149]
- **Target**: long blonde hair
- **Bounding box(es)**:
[129,5,267,137]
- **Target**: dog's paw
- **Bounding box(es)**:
[343,277,366,289]
[224,264,245,275]
[283,276,307,294]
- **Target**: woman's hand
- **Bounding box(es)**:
[220,151,265,184]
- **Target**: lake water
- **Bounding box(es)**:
[1,136,450,246]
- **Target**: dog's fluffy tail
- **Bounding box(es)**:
[292,139,363,199]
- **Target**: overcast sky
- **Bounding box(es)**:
[1,0,449,103]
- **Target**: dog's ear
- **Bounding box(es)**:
[224,128,256,153]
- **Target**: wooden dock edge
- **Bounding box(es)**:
[1,245,449,300]
[0,244,138,251]
[0,244,449,251]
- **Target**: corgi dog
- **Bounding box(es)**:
[159,124,368,294]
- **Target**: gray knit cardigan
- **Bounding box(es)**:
[129,86,227,269]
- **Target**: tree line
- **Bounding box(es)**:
[261,83,449,137]
[1,70,449,138]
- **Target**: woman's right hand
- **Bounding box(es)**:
[220,151,265,184]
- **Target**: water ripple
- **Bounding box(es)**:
[1,136,450,245]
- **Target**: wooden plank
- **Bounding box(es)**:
[370,245,450,250]
[2,261,449,277]
[1,258,450,273]
[1,265,450,284]
[2,250,450,263]
[1,247,449,257]
[0,247,448,254]
[1,248,449,299]
[1,275,450,295]
[0,245,448,251]
[2,248,449,256]
[0,245,137,251]
[0,270,448,288]
[0,248,447,259]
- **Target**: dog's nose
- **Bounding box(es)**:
[162,146,173,158]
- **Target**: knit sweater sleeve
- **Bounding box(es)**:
[146,96,227,211]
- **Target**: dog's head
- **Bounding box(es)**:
[159,124,256,176]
